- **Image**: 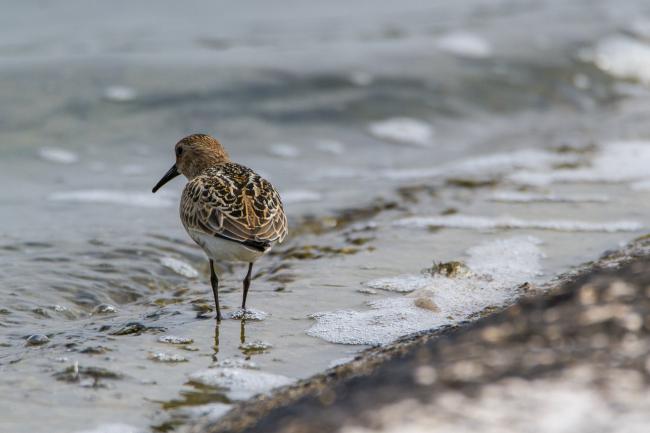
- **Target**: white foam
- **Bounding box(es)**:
[228,308,268,321]
[49,190,174,208]
[213,358,258,369]
[466,236,543,283]
[160,257,199,278]
[307,237,543,345]
[436,31,492,58]
[368,118,434,147]
[179,402,232,423]
[269,143,300,158]
[349,71,374,86]
[103,85,137,102]
[315,139,346,155]
[573,73,592,90]
[149,352,188,363]
[38,147,79,164]
[120,164,146,176]
[393,214,642,233]
[630,179,650,191]
[381,149,575,181]
[74,424,141,433]
[158,335,194,345]
[592,36,650,84]
[357,288,378,295]
[509,141,650,186]
[630,19,650,39]
[239,340,273,352]
[189,368,294,400]
[488,191,609,203]
[281,190,322,204]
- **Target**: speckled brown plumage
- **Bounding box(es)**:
[152,133,288,320]
[181,163,288,250]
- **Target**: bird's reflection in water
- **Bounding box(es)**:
[240,319,247,345]
[211,319,249,361]
[212,323,220,358]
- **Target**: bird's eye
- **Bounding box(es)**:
[176,147,183,157]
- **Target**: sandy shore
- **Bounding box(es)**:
[191,234,650,433]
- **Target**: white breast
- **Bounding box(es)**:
[189,231,268,263]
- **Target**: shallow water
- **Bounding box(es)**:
[3,1,650,432]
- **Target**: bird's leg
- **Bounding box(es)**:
[242,262,253,310]
[209,259,222,321]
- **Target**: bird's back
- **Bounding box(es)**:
[180,163,288,252]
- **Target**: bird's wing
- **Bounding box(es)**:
[180,163,288,250]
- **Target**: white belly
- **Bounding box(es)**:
[189,231,267,263]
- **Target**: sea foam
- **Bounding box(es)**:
[393,215,642,233]
[281,190,322,204]
[38,147,79,164]
[307,236,543,345]
[49,190,174,208]
[488,191,609,203]
[189,368,294,400]
[368,118,435,147]
[592,36,650,84]
[510,141,650,186]
[436,31,492,58]
[160,257,199,278]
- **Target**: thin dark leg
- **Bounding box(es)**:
[209,259,221,321]
[242,262,253,309]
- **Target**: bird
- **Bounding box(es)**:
[152,134,288,321]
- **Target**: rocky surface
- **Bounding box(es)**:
[190,235,650,433]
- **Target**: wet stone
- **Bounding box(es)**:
[25,334,49,346]
[426,261,472,278]
[109,321,166,336]
[91,303,118,315]
[31,307,51,318]
[80,345,112,355]
[414,297,440,312]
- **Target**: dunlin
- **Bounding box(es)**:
[152,134,288,321]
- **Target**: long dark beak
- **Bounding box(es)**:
[152,164,180,193]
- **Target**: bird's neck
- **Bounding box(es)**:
[184,157,229,180]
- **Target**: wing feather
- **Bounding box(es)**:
[180,163,288,250]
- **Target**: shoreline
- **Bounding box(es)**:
[191,234,650,433]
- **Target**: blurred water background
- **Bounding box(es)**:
[3,1,650,432]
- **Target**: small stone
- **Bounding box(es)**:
[25,334,49,346]
[414,297,439,312]
[414,365,437,385]
[80,346,111,355]
[427,261,472,278]
[110,322,146,335]
[91,304,117,315]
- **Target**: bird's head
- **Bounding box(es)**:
[152,134,230,193]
